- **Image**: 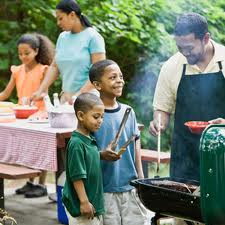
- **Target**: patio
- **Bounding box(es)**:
[4,173,61,225]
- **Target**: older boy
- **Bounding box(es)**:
[89,59,149,225]
[62,93,105,225]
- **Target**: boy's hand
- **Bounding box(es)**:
[100,142,121,161]
[100,150,121,161]
[80,201,95,219]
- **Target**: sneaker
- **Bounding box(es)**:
[15,181,34,195]
[24,184,48,198]
[48,192,57,202]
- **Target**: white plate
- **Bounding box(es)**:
[0,112,15,116]
[28,119,49,124]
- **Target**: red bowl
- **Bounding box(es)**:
[13,106,38,119]
[184,121,209,134]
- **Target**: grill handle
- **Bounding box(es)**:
[130,179,139,188]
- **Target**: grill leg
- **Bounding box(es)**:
[142,161,148,178]
[0,178,4,209]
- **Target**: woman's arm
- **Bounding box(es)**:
[73,180,95,219]
[31,59,59,100]
[0,75,16,101]
[135,138,144,179]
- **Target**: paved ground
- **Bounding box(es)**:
[4,173,62,225]
[3,172,173,225]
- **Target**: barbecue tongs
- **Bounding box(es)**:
[117,134,137,156]
[111,108,132,151]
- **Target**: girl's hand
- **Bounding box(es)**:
[80,201,95,219]
[30,90,46,101]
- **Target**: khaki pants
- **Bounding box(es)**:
[103,189,150,225]
[65,208,102,225]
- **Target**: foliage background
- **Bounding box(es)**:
[0,0,225,150]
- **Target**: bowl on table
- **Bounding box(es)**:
[48,104,77,128]
[184,121,209,134]
[13,105,38,119]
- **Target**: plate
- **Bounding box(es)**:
[184,121,209,134]
[0,112,15,116]
[28,119,49,124]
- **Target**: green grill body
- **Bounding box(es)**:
[200,124,225,224]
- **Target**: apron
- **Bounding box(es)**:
[171,61,225,181]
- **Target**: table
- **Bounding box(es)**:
[0,119,75,172]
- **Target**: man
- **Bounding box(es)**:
[149,12,225,182]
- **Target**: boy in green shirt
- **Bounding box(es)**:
[62,93,105,225]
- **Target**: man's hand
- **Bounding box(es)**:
[209,118,225,124]
[149,110,170,136]
[80,200,95,219]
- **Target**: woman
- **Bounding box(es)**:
[32,0,106,103]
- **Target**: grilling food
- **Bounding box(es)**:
[150,180,198,193]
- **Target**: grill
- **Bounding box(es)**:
[131,177,203,223]
[131,124,225,225]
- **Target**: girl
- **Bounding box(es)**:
[0,33,54,110]
[0,33,55,198]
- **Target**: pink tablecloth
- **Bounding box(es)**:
[0,120,74,171]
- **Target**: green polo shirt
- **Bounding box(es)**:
[62,131,104,217]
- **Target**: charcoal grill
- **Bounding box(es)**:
[131,124,225,225]
[131,177,203,224]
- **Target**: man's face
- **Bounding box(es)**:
[175,33,206,65]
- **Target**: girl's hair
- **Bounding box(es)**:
[56,0,92,27]
[17,33,55,65]
[89,59,117,83]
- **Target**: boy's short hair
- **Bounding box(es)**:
[89,59,117,83]
[174,12,208,40]
[74,93,104,116]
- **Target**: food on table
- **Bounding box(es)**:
[0,107,14,114]
[0,118,16,123]
[0,101,15,108]
[0,105,16,123]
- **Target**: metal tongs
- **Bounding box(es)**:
[111,108,131,151]
[117,134,137,156]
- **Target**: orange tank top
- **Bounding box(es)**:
[11,63,48,110]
